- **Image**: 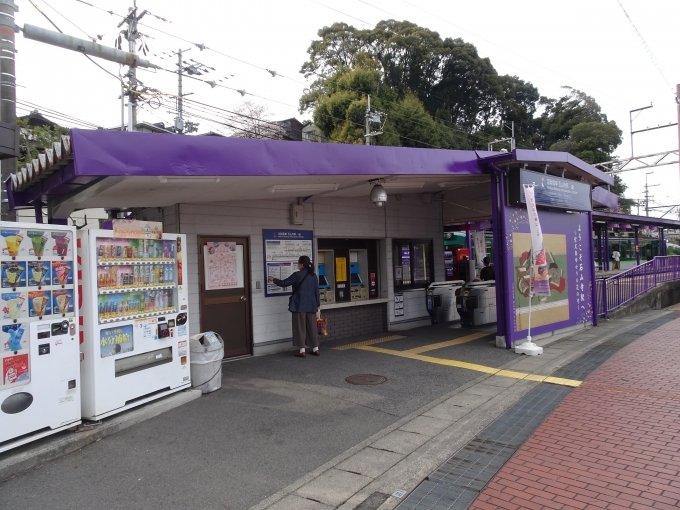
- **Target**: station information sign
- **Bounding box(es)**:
[509,169,592,212]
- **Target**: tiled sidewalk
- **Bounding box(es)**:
[470,317,680,510]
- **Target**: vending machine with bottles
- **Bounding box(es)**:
[78,227,191,420]
[0,222,80,453]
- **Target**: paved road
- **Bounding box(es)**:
[0,323,511,510]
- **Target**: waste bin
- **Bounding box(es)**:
[189,332,224,394]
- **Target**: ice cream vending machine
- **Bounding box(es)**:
[0,222,80,453]
[78,229,191,420]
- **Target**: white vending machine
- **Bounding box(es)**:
[0,222,80,453]
[79,228,191,420]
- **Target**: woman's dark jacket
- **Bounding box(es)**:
[273,269,320,313]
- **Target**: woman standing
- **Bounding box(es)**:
[268,256,321,358]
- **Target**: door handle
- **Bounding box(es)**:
[240,296,247,302]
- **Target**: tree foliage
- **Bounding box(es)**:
[299,19,634,211]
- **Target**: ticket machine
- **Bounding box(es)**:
[0,222,80,453]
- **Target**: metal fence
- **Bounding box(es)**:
[596,256,680,316]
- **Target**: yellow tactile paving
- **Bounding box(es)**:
[356,345,582,387]
[332,334,407,351]
[402,332,491,354]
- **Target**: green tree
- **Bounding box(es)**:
[610,175,636,214]
[549,121,622,164]
[537,87,611,149]
[300,20,540,142]
[310,65,465,148]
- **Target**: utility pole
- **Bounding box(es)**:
[176,48,185,134]
[170,48,206,134]
[364,94,384,146]
[488,121,515,151]
[644,171,659,217]
[0,0,17,221]
[365,95,370,146]
[118,2,146,132]
[677,84,680,181]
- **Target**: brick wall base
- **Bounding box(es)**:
[321,303,388,341]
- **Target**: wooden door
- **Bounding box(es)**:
[198,236,252,358]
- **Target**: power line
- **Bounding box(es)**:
[615,0,672,90]
[395,0,631,109]
[61,1,489,149]
[16,104,99,129]
[39,0,96,41]
[65,0,489,148]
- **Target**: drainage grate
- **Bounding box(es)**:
[346,374,387,385]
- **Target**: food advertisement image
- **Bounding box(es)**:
[3,353,29,386]
[28,290,52,318]
[1,229,25,258]
[2,324,26,352]
[28,261,50,287]
[52,289,74,315]
[2,261,26,289]
[27,230,49,258]
[51,231,72,258]
[2,291,26,321]
[52,261,73,286]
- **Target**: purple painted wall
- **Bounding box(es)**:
[502,206,594,344]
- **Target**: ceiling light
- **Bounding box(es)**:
[267,184,338,193]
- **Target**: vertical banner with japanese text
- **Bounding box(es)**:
[523,185,551,297]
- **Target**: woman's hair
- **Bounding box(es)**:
[298,255,315,274]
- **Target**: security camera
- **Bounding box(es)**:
[370,183,387,208]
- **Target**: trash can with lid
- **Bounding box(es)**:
[189,332,224,394]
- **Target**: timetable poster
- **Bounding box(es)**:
[263,229,313,297]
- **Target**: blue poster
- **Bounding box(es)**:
[100,325,134,358]
[262,229,313,297]
[2,324,27,352]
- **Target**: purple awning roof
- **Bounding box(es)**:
[69,129,484,178]
[479,149,615,186]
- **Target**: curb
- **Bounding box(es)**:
[0,389,202,482]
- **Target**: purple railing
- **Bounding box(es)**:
[596,256,680,316]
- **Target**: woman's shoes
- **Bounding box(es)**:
[295,352,306,358]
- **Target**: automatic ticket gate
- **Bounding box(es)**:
[456,281,497,326]
[426,281,464,324]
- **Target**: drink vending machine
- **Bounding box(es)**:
[0,222,80,453]
[78,230,191,420]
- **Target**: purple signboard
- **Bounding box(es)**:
[502,206,593,344]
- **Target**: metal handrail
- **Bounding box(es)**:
[596,256,680,316]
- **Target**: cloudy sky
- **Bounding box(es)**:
[15,0,680,217]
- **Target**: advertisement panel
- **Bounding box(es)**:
[503,206,593,343]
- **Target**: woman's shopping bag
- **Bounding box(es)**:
[317,311,328,336]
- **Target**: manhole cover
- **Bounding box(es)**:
[346,374,387,385]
